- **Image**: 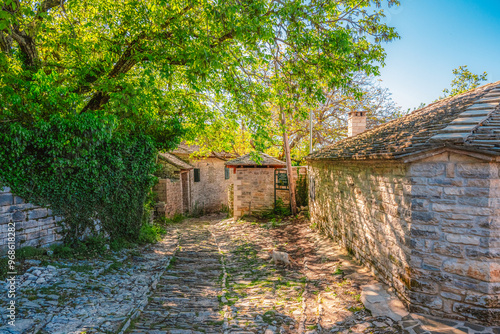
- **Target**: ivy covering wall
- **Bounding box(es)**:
[0,111,174,242]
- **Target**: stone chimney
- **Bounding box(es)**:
[348,111,367,137]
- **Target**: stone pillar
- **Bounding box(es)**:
[348,111,367,137]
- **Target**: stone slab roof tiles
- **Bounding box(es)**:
[158,152,193,170]
[307,81,500,161]
[225,153,286,167]
[171,143,235,160]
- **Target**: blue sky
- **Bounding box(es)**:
[377,0,500,111]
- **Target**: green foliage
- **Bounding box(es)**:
[441,65,488,98]
[0,112,164,242]
[0,0,399,240]
[273,198,291,217]
[110,238,133,251]
[16,246,46,259]
[50,236,109,258]
[333,267,344,276]
[156,213,185,225]
[138,223,166,244]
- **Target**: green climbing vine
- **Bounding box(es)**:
[0,111,180,242]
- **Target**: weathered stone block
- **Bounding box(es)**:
[12,210,26,222]
[453,303,500,324]
[409,164,445,177]
[411,185,443,198]
[446,234,481,246]
[28,208,48,220]
[465,292,500,308]
[458,197,489,207]
[440,291,463,301]
[410,225,440,240]
[433,242,463,258]
[466,247,500,260]
[457,164,491,179]
[0,213,12,224]
[0,193,14,206]
[443,259,491,282]
[410,292,443,310]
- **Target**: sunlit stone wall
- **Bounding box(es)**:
[309,151,500,325]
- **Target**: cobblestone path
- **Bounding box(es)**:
[128,215,402,334]
[128,219,225,333]
[126,215,500,334]
[212,218,402,334]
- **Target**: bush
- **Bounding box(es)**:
[138,223,166,244]
[273,198,291,216]
[17,246,46,260]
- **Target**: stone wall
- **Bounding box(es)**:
[406,152,499,325]
[308,151,500,325]
[233,167,307,217]
[308,160,411,298]
[190,157,232,213]
[0,187,62,253]
[154,178,184,218]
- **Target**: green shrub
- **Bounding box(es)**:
[273,198,291,216]
[138,223,166,244]
[17,246,46,260]
[155,213,184,226]
[110,237,133,251]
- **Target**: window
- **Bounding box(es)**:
[194,168,200,182]
[225,167,230,180]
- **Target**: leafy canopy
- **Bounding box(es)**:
[0,0,399,240]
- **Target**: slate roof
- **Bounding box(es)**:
[158,152,193,170]
[171,143,235,159]
[307,81,500,161]
[225,153,286,167]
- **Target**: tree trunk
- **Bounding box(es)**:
[280,107,297,216]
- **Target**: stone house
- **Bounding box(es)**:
[167,144,234,214]
[154,152,193,217]
[226,153,307,217]
[307,82,500,325]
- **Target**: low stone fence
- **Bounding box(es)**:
[0,187,62,254]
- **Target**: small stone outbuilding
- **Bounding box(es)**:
[226,153,287,217]
[154,152,194,217]
[307,82,500,325]
[226,153,307,217]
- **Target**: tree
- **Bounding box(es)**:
[270,74,405,161]
[441,65,488,98]
[1,0,399,238]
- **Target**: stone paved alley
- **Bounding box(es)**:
[126,215,500,334]
[2,214,500,334]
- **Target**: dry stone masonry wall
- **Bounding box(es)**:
[154,178,184,218]
[0,187,62,253]
[309,151,500,325]
[406,152,499,325]
[232,167,307,217]
[190,157,232,213]
[308,161,411,300]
